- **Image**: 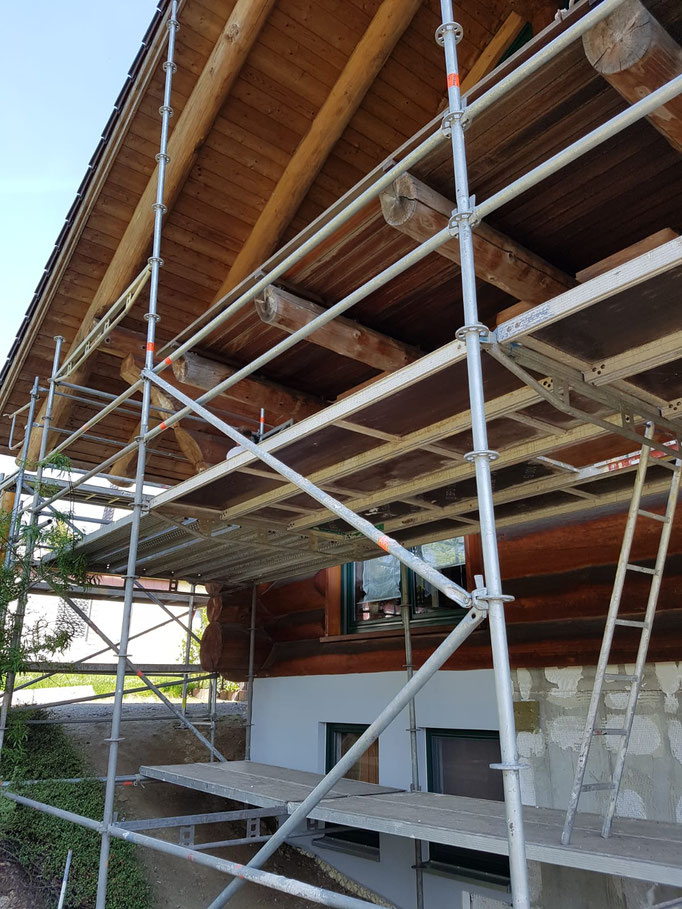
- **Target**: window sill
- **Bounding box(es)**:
[313,835,380,862]
[418,860,511,893]
[321,623,460,644]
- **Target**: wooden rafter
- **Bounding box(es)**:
[255,286,420,372]
[381,172,573,304]
[583,0,682,153]
[27,0,277,462]
[210,0,423,301]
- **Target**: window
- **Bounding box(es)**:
[318,723,380,854]
[426,729,510,887]
[343,536,467,633]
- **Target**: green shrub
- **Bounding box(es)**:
[0,716,151,909]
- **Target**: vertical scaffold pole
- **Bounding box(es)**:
[400,564,424,909]
[0,374,41,757]
[95,5,178,906]
[181,584,196,715]
[437,3,530,906]
[244,584,258,760]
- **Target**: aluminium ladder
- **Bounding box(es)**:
[562,423,681,845]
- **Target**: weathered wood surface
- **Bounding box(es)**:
[583,0,682,152]
[256,286,420,372]
[25,0,277,463]
[380,172,574,304]
[213,0,424,297]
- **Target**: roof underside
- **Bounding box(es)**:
[3,0,682,588]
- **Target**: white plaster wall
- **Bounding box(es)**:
[511,662,682,909]
[251,670,508,909]
[251,664,682,909]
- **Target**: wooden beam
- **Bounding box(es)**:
[461,12,526,93]
[28,0,276,462]
[576,228,679,283]
[380,172,574,304]
[171,349,323,423]
[212,0,423,300]
[583,0,682,152]
[120,354,234,477]
[255,286,420,372]
[101,326,325,424]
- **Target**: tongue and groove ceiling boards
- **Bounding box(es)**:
[2,0,682,585]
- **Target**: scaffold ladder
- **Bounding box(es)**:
[562,424,681,845]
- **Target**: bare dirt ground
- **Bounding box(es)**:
[42,703,364,909]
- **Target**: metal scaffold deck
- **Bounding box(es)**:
[137,760,682,889]
[1,0,681,906]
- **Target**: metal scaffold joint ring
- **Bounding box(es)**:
[167,17,180,31]
[435,22,463,46]
[441,110,471,134]
[147,256,164,267]
[155,152,170,164]
[455,323,489,342]
[463,449,500,463]
[152,202,167,214]
[163,61,178,73]
[159,105,174,118]
[144,312,160,323]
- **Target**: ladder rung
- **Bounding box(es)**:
[626,563,658,575]
[593,728,627,736]
[604,673,637,682]
[615,618,648,628]
[637,509,668,523]
[581,782,617,792]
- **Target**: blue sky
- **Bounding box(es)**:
[0,1,159,368]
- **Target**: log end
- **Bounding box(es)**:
[582,0,652,74]
[379,175,418,227]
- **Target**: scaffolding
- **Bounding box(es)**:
[1,0,681,906]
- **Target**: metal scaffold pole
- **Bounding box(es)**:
[95,5,179,906]
[0,376,41,756]
[438,2,530,906]
[400,564,424,909]
[181,584,196,715]
[244,584,258,760]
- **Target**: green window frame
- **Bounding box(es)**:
[341,537,467,634]
[425,728,511,888]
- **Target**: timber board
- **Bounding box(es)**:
[138,759,401,807]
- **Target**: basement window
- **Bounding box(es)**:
[425,729,510,888]
[314,723,380,857]
[342,536,466,633]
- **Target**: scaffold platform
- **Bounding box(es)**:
[139,760,682,888]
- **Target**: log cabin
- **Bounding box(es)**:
[1,0,682,907]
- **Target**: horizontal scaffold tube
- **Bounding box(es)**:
[476,74,682,222]
[0,791,381,909]
[206,606,487,909]
[147,370,471,609]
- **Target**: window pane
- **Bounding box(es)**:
[432,734,504,801]
[330,727,379,785]
[347,536,466,629]
[325,725,380,850]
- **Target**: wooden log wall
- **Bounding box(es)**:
[202,505,682,679]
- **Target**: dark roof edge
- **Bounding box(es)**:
[0,0,171,397]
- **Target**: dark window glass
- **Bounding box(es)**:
[322,724,380,851]
[344,537,466,632]
[427,729,510,886]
